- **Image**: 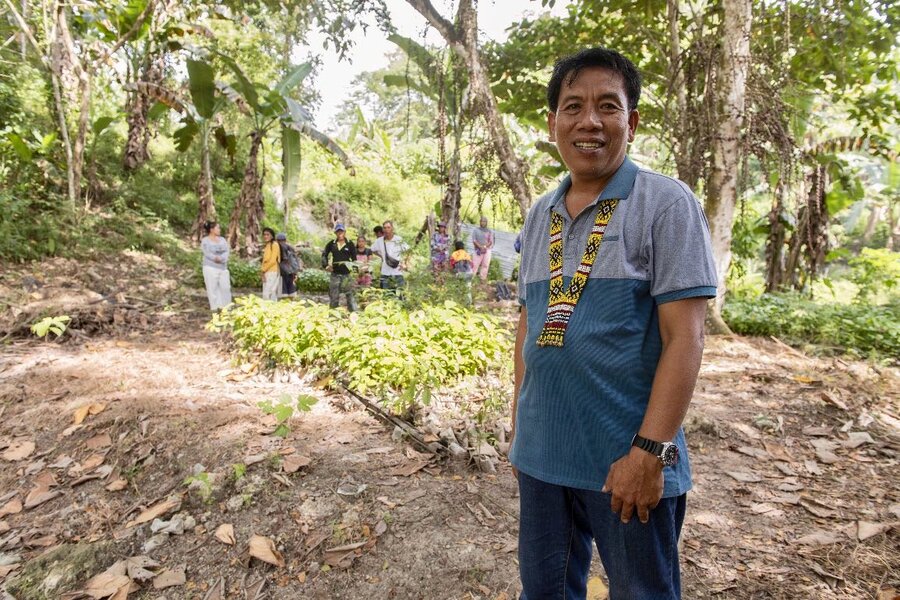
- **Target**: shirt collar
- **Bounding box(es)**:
[548,156,639,212]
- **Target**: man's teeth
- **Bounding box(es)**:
[574,142,601,149]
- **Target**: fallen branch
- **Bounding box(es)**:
[338,381,449,458]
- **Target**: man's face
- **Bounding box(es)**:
[548,67,639,187]
[480,217,488,228]
[383,222,394,238]
[336,229,345,241]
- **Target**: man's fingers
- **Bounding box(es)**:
[637,503,650,524]
[619,501,634,524]
[609,493,622,515]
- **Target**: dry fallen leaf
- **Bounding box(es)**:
[106,479,128,492]
[794,530,843,546]
[75,454,107,474]
[0,520,10,533]
[125,497,180,528]
[282,454,311,474]
[214,523,236,546]
[124,555,159,582]
[2,440,36,462]
[24,486,61,509]
[725,470,763,483]
[248,534,285,568]
[73,402,106,425]
[0,497,23,517]
[152,566,186,590]
[0,564,22,577]
[84,571,131,599]
[857,521,892,541]
[86,433,113,450]
[587,576,609,600]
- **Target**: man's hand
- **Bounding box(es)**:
[325,265,333,272]
[602,447,663,524]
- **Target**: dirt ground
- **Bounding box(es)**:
[0,256,898,599]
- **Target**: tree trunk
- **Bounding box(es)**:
[195,125,216,242]
[230,131,264,256]
[124,55,164,172]
[764,176,788,292]
[55,2,90,206]
[441,144,462,238]
[405,0,532,220]
[49,22,76,209]
[704,0,751,333]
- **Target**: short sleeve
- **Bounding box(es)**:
[649,195,718,303]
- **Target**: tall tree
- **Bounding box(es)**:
[705,0,752,330]
[404,0,533,219]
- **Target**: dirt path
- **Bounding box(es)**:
[0,264,898,599]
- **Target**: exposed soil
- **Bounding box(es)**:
[0,255,898,599]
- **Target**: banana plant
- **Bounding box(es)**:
[383,33,469,236]
[212,55,353,255]
[125,57,237,240]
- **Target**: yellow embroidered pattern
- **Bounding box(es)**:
[536,199,619,347]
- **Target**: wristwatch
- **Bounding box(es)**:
[631,434,679,467]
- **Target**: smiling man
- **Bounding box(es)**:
[510,48,717,599]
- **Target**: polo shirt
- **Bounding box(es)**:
[509,156,717,497]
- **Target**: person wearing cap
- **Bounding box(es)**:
[322,222,358,311]
[430,221,451,274]
[260,227,281,301]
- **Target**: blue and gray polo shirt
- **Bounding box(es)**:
[510,156,717,496]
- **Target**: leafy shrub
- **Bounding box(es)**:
[488,258,502,281]
[723,292,899,359]
[209,295,509,412]
[297,247,322,270]
[295,269,330,293]
[229,259,260,288]
[192,256,259,289]
[848,248,899,303]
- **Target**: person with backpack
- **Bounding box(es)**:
[450,240,474,278]
[450,240,475,305]
[322,223,358,311]
[276,232,300,297]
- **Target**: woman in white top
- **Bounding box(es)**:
[200,221,232,310]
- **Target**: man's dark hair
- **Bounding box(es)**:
[373,225,383,236]
[454,240,465,251]
[262,227,276,239]
[547,48,642,113]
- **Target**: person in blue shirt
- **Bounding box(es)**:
[511,47,717,599]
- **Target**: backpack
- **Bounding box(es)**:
[279,242,301,275]
[453,258,473,275]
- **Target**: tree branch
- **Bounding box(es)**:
[99,0,157,63]
[404,0,459,44]
[2,0,44,59]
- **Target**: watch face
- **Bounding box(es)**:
[661,443,679,467]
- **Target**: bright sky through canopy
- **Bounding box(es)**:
[303,0,570,132]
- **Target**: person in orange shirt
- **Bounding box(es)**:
[260,227,281,301]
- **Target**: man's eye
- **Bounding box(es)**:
[564,103,580,111]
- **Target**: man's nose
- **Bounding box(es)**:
[578,107,603,129]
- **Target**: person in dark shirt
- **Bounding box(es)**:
[322,223,358,311]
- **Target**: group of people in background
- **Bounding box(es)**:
[201,216,493,312]
[429,216,494,281]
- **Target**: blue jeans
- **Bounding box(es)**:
[379,274,405,297]
[518,471,686,600]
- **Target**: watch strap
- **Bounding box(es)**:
[631,434,665,458]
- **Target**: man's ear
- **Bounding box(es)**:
[628,109,640,143]
[547,110,557,143]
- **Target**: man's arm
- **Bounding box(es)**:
[511,306,528,477]
[322,242,331,270]
[602,297,707,524]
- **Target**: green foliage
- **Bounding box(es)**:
[723,293,899,359]
[30,315,71,339]
[258,393,318,437]
[183,471,214,503]
[295,268,330,293]
[487,258,503,281]
[209,295,509,413]
[848,248,900,303]
[228,258,260,288]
